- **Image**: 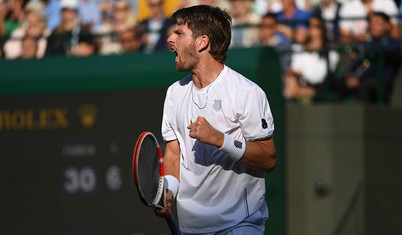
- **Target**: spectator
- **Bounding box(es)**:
[96,0,118,55]
[259,12,291,48]
[19,35,38,59]
[111,0,136,33]
[43,0,61,32]
[339,0,399,43]
[78,0,102,33]
[1,0,27,38]
[276,0,311,44]
[46,0,89,56]
[338,12,401,103]
[73,33,98,56]
[95,0,137,55]
[138,0,172,53]
[311,0,342,43]
[229,0,260,48]
[98,0,114,28]
[284,16,339,101]
[258,12,291,70]
[118,26,143,53]
[3,0,49,59]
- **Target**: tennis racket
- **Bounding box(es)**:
[132,131,182,235]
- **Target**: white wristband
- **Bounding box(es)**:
[218,134,246,161]
[165,175,179,199]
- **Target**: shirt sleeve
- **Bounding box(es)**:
[237,85,274,141]
[161,85,177,142]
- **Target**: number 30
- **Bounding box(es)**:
[63,167,96,194]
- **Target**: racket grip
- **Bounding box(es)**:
[166,215,182,235]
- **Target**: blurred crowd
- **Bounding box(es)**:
[0,0,401,103]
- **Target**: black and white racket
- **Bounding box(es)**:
[132,132,181,235]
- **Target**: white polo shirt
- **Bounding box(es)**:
[161,65,274,234]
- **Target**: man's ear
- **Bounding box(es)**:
[197,35,210,53]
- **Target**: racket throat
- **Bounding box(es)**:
[151,176,165,207]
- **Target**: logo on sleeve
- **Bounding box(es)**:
[234,140,243,149]
[261,119,268,129]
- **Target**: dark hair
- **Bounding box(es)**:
[262,12,278,24]
[171,5,232,62]
[370,11,391,23]
[309,15,328,46]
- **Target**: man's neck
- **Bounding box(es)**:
[192,61,224,89]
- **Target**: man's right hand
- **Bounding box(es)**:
[154,189,174,219]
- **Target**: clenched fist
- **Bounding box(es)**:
[187,116,224,148]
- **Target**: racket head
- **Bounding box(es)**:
[132,132,165,208]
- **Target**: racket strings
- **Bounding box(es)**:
[138,135,161,205]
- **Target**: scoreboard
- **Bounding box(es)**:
[0,90,171,234]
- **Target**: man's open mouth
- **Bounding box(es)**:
[171,48,178,63]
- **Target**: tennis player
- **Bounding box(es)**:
[156,4,277,234]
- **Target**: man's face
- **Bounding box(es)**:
[62,8,77,22]
[259,17,277,43]
[148,0,163,17]
[282,0,295,9]
[167,23,200,72]
[21,37,37,59]
[113,1,130,21]
[369,14,390,38]
[119,30,141,52]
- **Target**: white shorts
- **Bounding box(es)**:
[183,201,269,235]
